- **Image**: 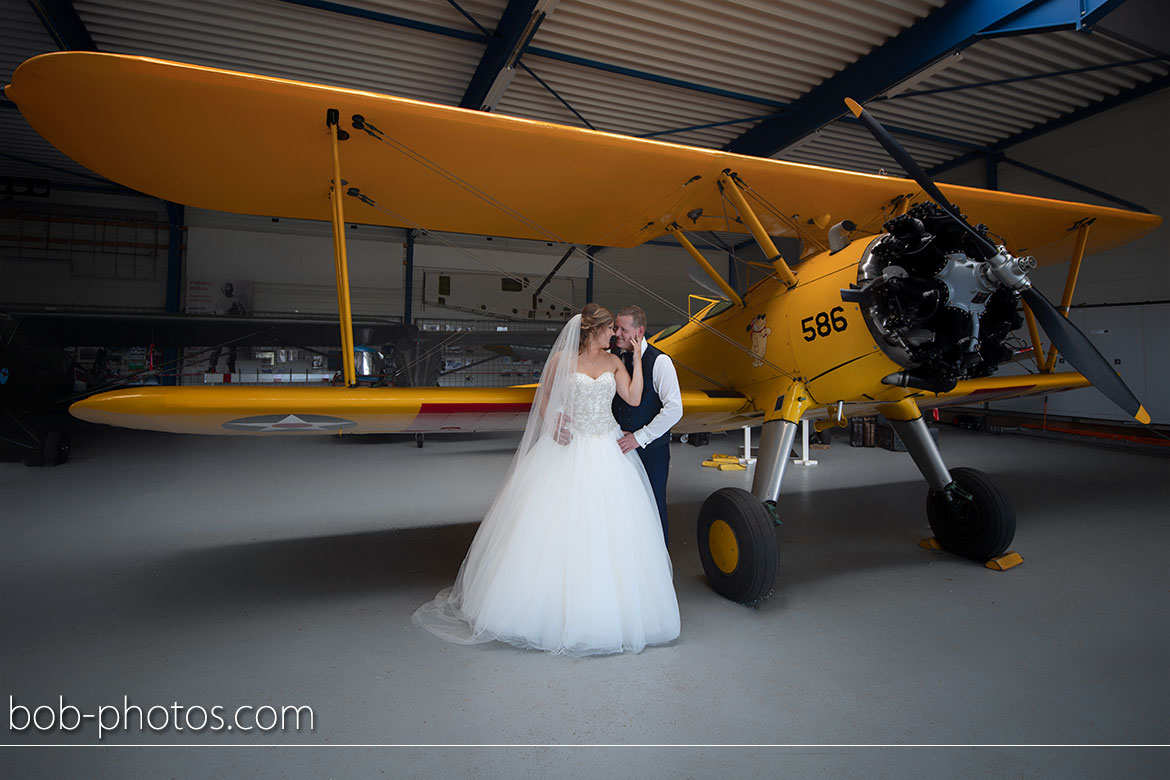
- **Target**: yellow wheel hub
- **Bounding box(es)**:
[708,519,739,575]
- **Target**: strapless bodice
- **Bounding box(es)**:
[570,371,619,435]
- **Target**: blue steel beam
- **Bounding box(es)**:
[26,0,96,50]
[460,0,543,110]
[404,229,415,325]
[725,0,1042,158]
[165,202,185,314]
[979,0,1129,36]
[162,200,185,384]
[443,1,594,126]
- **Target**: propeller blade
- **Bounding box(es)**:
[1021,288,1150,424]
[844,97,1151,426]
[844,97,998,259]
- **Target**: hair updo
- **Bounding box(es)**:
[579,303,614,351]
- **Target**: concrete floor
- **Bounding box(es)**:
[1,422,1167,778]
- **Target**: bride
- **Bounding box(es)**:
[412,304,681,656]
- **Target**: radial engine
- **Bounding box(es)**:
[843,203,1028,393]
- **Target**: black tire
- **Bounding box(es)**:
[926,467,1014,560]
[42,430,70,466]
[415,433,425,448]
[697,487,779,605]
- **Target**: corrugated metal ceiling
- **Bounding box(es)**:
[2,0,1166,208]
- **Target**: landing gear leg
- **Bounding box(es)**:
[697,414,797,605]
[882,404,1015,560]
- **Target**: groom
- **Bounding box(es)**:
[612,305,683,547]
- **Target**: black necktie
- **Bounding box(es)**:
[622,350,635,375]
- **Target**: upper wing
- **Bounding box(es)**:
[7,52,1160,262]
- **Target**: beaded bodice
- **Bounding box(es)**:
[569,371,619,435]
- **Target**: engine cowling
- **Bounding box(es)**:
[845,203,1023,393]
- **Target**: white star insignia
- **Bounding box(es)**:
[224,414,355,433]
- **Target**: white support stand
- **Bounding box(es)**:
[741,425,757,465]
[794,419,818,467]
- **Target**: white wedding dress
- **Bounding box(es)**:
[413,370,680,656]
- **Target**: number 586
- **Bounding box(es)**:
[801,307,848,342]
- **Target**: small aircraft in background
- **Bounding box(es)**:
[6,52,1159,603]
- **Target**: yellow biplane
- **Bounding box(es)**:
[6,52,1160,604]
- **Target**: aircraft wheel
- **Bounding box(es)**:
[926,467,1014,560]
[697,487,778,605]
[415,433,425,448]
[42,430,70,466]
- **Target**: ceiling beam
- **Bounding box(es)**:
[979,0,1130,37]
[26,0,96,51]
[460,0,550,111]
[724,0,1044,158]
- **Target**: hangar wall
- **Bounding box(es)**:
[939,89,1169,424]
[408,233,716,328]
[185,209,403,318]
[940,89,1168,303]
[590,242,712,330]
[0,190,170,310]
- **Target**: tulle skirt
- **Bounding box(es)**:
[412,426,680,656]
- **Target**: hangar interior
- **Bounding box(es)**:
[2,0,1168,776]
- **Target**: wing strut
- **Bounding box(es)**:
[1020,219,1092,373]
[717,172,798,289]
[327,108,357,387]
[1042,220,1092,373]
[667,225,744,307]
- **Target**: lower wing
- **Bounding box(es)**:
[70,386,753,435]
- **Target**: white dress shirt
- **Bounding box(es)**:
[629,339,684,449]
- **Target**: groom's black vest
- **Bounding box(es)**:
[612,343,670,450]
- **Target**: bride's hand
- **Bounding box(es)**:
[553,412,573,445]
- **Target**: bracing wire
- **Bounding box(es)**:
[344,116,799,382]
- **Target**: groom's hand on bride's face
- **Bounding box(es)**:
[617,432,639,454]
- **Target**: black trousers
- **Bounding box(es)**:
[637,442,670,547]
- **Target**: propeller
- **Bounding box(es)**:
[845,97,1150,425]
